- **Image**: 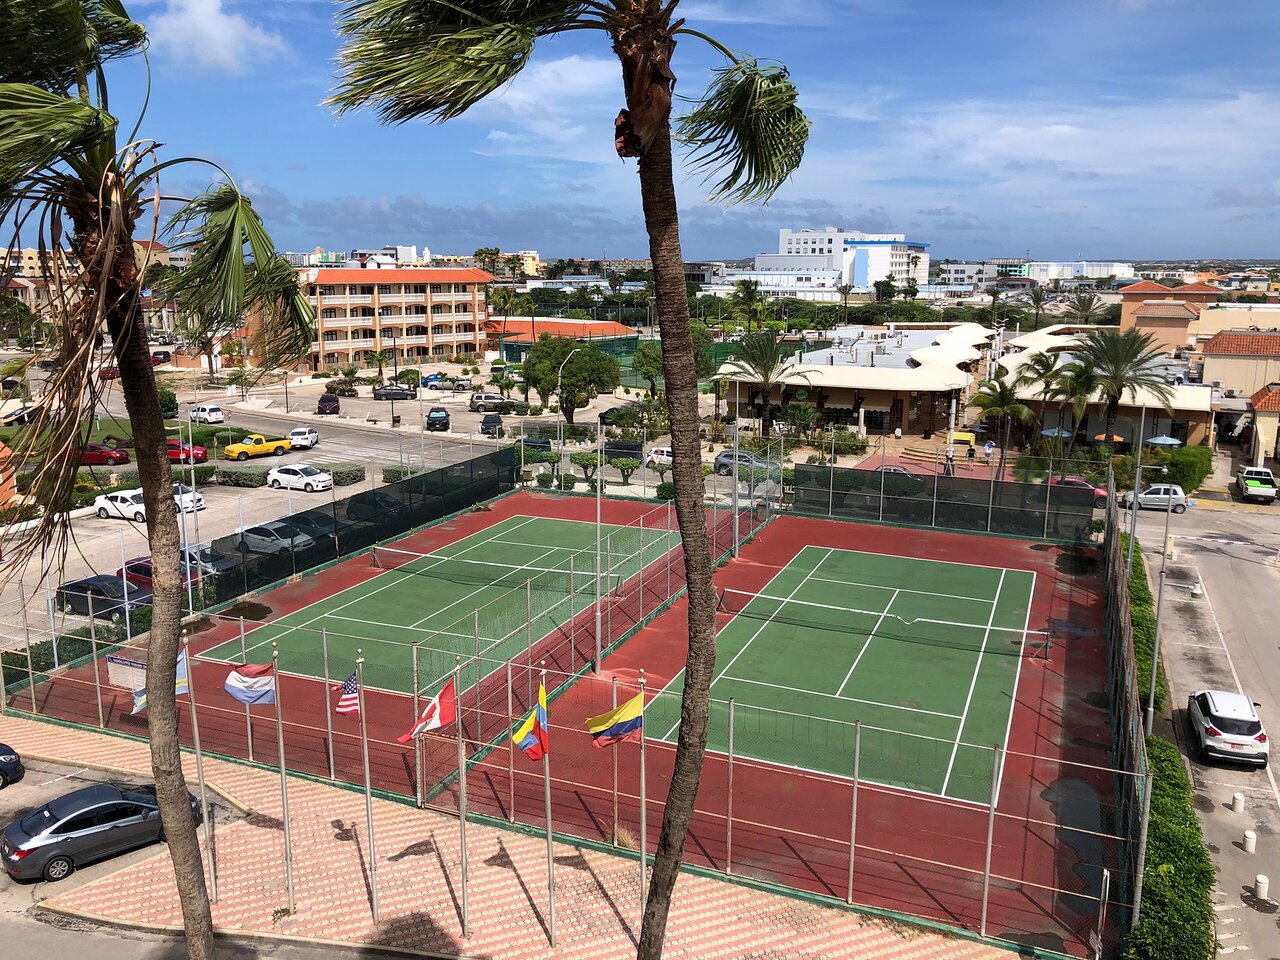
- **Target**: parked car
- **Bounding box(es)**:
[0,404,42,426]
[234,521,316,555]
[55,575,153,621]
[97,366,120,380]
[425,407,450,431]
[713,450,780,477]
[316,393,340,415]
[1235,466,1277,504]
[373,384,416,401]
[1048,475,1108,508]
[1,376,21,393]
[645,447,673,468]
[603,438,644,460]
[422,376,455,391]
[469,392,505,412]
[166,439,207,464]
[150,351,172,365]
[1187,690,1269,767]
[515,436,552,453]
[180,543,239,578]
[36,358,57,371]
[873,465,918,477]
[172,482,205,513]
[117,557,198,591]
[0,744,22,790]
[288,426,319,449]
[189,404,224,424]
[287,510,340,540]
[80,442,129,466]
[2,782,200,882]
[222,433,290,460]
[479,413,503,436]
[597,406,628,425]
[94,489,147,522]
[267,464,333,492]
[345,490,408,523]
[1120,483,1188,513]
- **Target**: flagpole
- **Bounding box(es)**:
[239,617,254,763]
[610,675,619,845]
[594,427,603,673]
[182,634,217,903]
[454,657,470,938]
[639,669,648,908]
[541,663,556,948]
[412,643,423,807]
[506,659,515,822]
[322,627,334,780]
[356,652,380,922]
[271,642,296,914]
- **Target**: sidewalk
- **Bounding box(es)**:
[1,714,1007,960]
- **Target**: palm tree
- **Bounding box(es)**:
[836,283,853,325]
[1072,328,1174,443]
[1052,359,1100,467]
[720,332,807,439]
[489,285,518,363]
[1064,291,1104,324]
[727,278,765,333]
[969,374,1036,475]
[473,246,501,276]
[329,6,808,955]
[0,7,313,957]
[503,253,524,283]
[1028,286,1047,330]
[366,348,392,382]
[1015,351,1060,425]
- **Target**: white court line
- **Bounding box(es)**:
[940,568,1007,797]
[808,574,992,605]
[835,588,901,698]
[719,673,963,719]
[237,515,539,658]
[995,571,1035,805]
[661,547,835,741]
[407,542,568,630]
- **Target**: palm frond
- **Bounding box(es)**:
[677,59,810,204]
[246,253,316,372]
[0,84,117,192]
[0,0,146,91]
[329,0,591,122]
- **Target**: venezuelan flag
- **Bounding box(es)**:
[512,683,549,761]
[585,693,644,748]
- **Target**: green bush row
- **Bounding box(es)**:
[1123,736,1216,960]
[1112,446,1214,494]
[314,462,365,486]
[1124,534,1168,711]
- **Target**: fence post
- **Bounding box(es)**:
[473,609,482,743]
[507,660,515,822]
[726,697,735,874]
[321,627,333,778]
[931,454,940,528]
[19,583,37,715]
[88,608,104,728]
[1094,867,1111,959]
[980,743,1003,937]
[847,720,861,903]
[611,677,619,845]
[986,467,997,533]
[638,513,645,620]
[568,556,576,668]
[1132,768,1154,925]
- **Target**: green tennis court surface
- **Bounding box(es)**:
[646,546,1036,803]
[203,515,679,695]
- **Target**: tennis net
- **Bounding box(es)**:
[370,543,621,594]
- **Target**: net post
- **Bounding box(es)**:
[411,643,423,807]
[986,465,997,533]
[638,514,645,620]
[828,427,836,516]
[88,605,105,728]
[568,556,576,669]
[980,742,1002,937]
[321,626,333,778]
[610,676,619,845]
[665,505,672,600]
[931,452,940,528]
[726,697,735,874]
[473,609,482,744]
[847,720,860,904]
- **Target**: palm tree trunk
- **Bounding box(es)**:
[100,240,214,958]
[634,121,719,960]
[760,387,773,439]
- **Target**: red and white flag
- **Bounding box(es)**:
[397,678,457,743]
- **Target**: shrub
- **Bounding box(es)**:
[215,465,271,488]
[0,503,40,524]
[353,376,381,386]
[656,481,675,501]
[1124,534,1168,711]
[396,368,420,386]
[529,404,544,416]
[340,366,358,379]
[1164,446,1213,493]
[1123,736,1215,960]
[806,452,828,465]
[313,370,334,379]
[830,428,868,456]
[114,468,140,489]
[191,464,218,486]
[557,474,578,491]
[314,462,365,486]
[512,401,530,416]
[383,466,413,483]
[608,456,641,484]
[535,472,554,489]
[157,387,177,416]
[329,379,358,398]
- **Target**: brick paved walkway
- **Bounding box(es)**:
[1,714,1010,959]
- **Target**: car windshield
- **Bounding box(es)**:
[173,484,193,495]
[1210,713,1262,736]
[296,466,322,476]
[241,436,255,444]
[129,493,144,504]
[19,806,55,834]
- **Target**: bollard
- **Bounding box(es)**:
[1255,875,1269,901]
[1232,792,1246,813]
[1191,581,1203,599]
[1243,830,1257,854]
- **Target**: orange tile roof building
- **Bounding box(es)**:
[484,317,638,362]
[1119,280,1221,350]
[300,267,494,369]
[1247,382,1280,466]
[1201,330,1280,398]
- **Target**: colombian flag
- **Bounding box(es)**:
[585,693,644,748]
[513,683,549,761]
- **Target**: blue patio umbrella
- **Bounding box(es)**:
[1040,427,1071,437]
[1145,435,1182,447]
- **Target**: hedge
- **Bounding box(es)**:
[1124,736,1216,960]
[214,465,271,487]
[656,481,675,501]
[313,462,365,486]
[1123,534,1168,711]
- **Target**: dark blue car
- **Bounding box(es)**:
[0,743,23,790]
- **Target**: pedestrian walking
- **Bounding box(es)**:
[944,448,955,477]
[966,444,976,470]
[983,439,995,465]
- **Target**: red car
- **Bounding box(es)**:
[80,442,130,466]
[118,557,198,591]
[1048,475,1108,508]
[97,366,120,380]
[167,439,208,464]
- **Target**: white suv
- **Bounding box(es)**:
[1187,690,1268,767]
[234,521,316,556]
[288,426,319,449]
[189,404,224,424]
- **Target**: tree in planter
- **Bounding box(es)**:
[609,456,642,485]
[570,450,603,481]
[781,402,818,445]
[0,5,313,957]
[366,349,392,383]
[632,339,664,397]
[522,336,620,425]
[719,331,807,439]
[969,373,1036,476]
[329,5,807,954]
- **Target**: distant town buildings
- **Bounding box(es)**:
[1022,261,1136,282]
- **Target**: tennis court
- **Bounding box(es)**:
[646,545,1036,804]
[202,513,680,699]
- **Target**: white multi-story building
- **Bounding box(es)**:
[766,227,930,287]
[1024,261,1135,282]
[934,261,999,288]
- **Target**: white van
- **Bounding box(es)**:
[646,446,673,468]
[190,404,224,424]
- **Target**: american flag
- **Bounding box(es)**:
[334,670,360,715]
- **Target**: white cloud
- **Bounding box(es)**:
[147,0,286,74]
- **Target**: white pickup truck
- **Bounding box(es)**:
[1236,466,1278,503]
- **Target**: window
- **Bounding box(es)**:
[358,285,375,296]
[54,812,102,834]
[101,803,144,823]
[377,284,393,294]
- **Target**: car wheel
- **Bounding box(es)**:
[0,771,8,789]
[1094,497,1106,509]
[237,452,248,461]
[274,446,285,456]
[271,479,281,488]
[97,507,109,518]
[43,856,74,882]
[304,483,314,493]
[717,466,730,476]
[1173,504,1186,514]
[109,609,124,624]
[108,456,120,465]
[476,404,486,412]
[133,511,145,523]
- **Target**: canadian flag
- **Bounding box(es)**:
[397,677,457,743]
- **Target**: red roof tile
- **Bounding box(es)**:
[1120,280,1171,294]
[1133,300,1199,320]
[1203,330,1280,357]
[1169,282,1222,293]
[484,318,635,340]
[304,267,494,284]
[1249,383,1280,411]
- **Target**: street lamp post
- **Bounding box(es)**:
[555,347,581,414]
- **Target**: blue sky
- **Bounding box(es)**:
[118,0,1280,262]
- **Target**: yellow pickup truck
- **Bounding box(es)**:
[223,433,291,461]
